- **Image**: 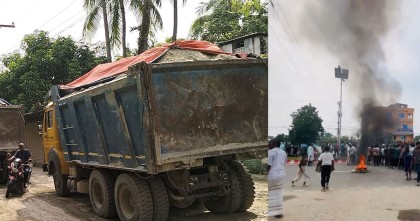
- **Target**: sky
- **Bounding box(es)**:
[269,0,420,138]
[0,0,205,56]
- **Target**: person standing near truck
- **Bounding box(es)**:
[9,143,32,187]
[268,139,287,219]
[413,142,420,186]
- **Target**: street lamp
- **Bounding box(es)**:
[335,66,349,158]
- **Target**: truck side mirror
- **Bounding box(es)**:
[38,122,42,136]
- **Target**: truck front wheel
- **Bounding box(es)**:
[204,172,242,214]
[49,151,70,197]
[89,170,117,218]
[114,173,153,221]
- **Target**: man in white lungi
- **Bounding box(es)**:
[307,144,314,166]
[268,139,287,219]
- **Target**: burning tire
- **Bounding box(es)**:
[48,150,70,197]
[147,176,169,221]
[114,173,153,221]
[89,170,117,218]
[204,172,242,214]
[231,161,255,212]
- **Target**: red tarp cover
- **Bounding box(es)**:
[60,40,231,90]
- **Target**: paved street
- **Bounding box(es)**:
[269,164,420,221]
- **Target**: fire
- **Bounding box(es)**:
[355,154,367,170]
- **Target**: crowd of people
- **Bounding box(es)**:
[268,139,420,219]
[343,142,420,185]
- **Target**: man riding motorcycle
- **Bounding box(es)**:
[9,143,32,187]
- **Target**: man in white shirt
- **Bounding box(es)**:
[268,139,287,219]
[318,146,335,192]
[307,144,314,166]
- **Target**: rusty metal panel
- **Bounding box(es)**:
[148,60,268,164]
[0,105,25,151]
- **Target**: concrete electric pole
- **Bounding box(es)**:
[0,22,15,28]
[335,66,349,158]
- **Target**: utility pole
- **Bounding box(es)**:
[0,22,15,28]
[334,66,349,158]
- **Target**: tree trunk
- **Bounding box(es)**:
[172,0,178,42]
[137,0,151,54]
[101,0,112,61]
[120,0,127,57]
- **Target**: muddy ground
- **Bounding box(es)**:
[0,167,268,221]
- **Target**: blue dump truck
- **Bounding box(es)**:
[40,56,267,220]
[0,99,25,184]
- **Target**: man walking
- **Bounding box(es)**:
[307,144,314,166]
[413,142,420,186]
[268,139,287,218]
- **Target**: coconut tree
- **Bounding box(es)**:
[130,0,162,54]
[83,0,112,61]
[171,0,187,42]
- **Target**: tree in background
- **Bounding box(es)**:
[288,104,325,145]
[132,0,163,54]
[275,134,289,143]
[83,0,112,61]
[171,0,187,42]
[0,30,107,111]
[190,0,267,43]
[415,135,420,142]
[318,132,336,147]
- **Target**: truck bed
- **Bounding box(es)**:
[53,59,267,173]
[0,105,25,151]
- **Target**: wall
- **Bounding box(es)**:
[25,122,44,164]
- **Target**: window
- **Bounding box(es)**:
[399,113,405,119]
[408,114,413,119]
[403,124,408,129]
[400,135,406,140]
[47,111,53,128]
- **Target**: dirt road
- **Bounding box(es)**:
[0,167,268,221]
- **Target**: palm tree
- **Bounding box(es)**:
[108,0,128,57]
[171,0,187,42]
[83,0,112,61]
[130,0,162,54]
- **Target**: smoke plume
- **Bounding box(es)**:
[296,1,402,156]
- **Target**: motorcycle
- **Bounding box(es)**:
[5,158,30,198]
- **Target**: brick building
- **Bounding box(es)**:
[384,103,414,142]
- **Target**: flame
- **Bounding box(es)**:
[355,154,367,170]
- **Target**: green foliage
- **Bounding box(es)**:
[275,133,289,143]
[190,0,267,43]
[318,132,336,146]
[0,30,107,111]
[288,104,325,145]
[415,135,420,142]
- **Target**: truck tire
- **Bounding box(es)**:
[147,176,169,221]
[89,170,117,218]
[204,172,242,214]
[49,151,70,197]
[231,161,255,212]
[171,197,195,209]
[114,173,153,221]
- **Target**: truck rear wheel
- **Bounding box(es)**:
[147,176,169,221]
[204,172,242,214]
[49,151,70,197]
[231,161,255,212]
[114,173,153,221]
[89,170,117,218]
